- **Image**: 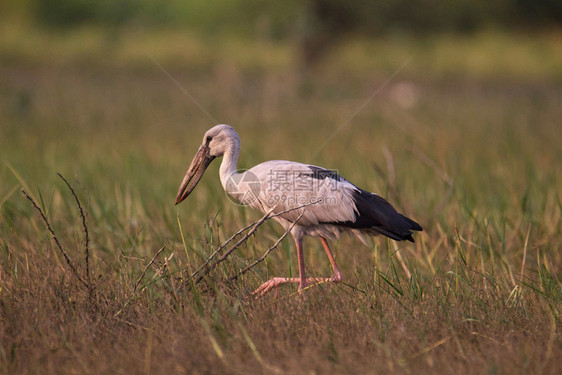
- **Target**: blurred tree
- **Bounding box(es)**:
[513,0,562,26]
[33,0,139,27]
[296,0,562,69]
[5,0,560,35]
[298,0,357,70]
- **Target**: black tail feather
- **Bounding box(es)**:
[401,214,423,232]
[331,188,422,242]
[370,225,416,242]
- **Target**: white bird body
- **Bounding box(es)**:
[176,124,422,297]
[231,160,359,237]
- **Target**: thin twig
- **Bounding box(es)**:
[21,188,89,289]
[195,203,316,284]
[229,210,306,282]
[114,246,167,318]
[185,207,277,284]
[194,212,274,283]
[133,246,166,293]
[57,173,90,283]
[177,202,316,291]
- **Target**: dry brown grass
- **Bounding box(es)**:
[0,253,558,374]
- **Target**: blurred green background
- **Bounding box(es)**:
[1,0,561,73]
[1,0,561,236]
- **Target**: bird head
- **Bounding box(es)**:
[175,124,239,205]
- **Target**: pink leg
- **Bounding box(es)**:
[252,237,342,298]
[319,237,342,283]
[296,237,307,290]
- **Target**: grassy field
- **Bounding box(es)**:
[0,27,561,374]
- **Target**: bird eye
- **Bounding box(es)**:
[205,136,212,144]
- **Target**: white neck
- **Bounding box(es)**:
[219,144,240,191]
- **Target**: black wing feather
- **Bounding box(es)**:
[304,165,422,242]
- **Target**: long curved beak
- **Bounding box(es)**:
[175,144,215,205]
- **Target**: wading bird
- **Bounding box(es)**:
[175,125,422,297]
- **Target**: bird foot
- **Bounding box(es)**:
[252,275,342,299]
[251,277,295,299]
